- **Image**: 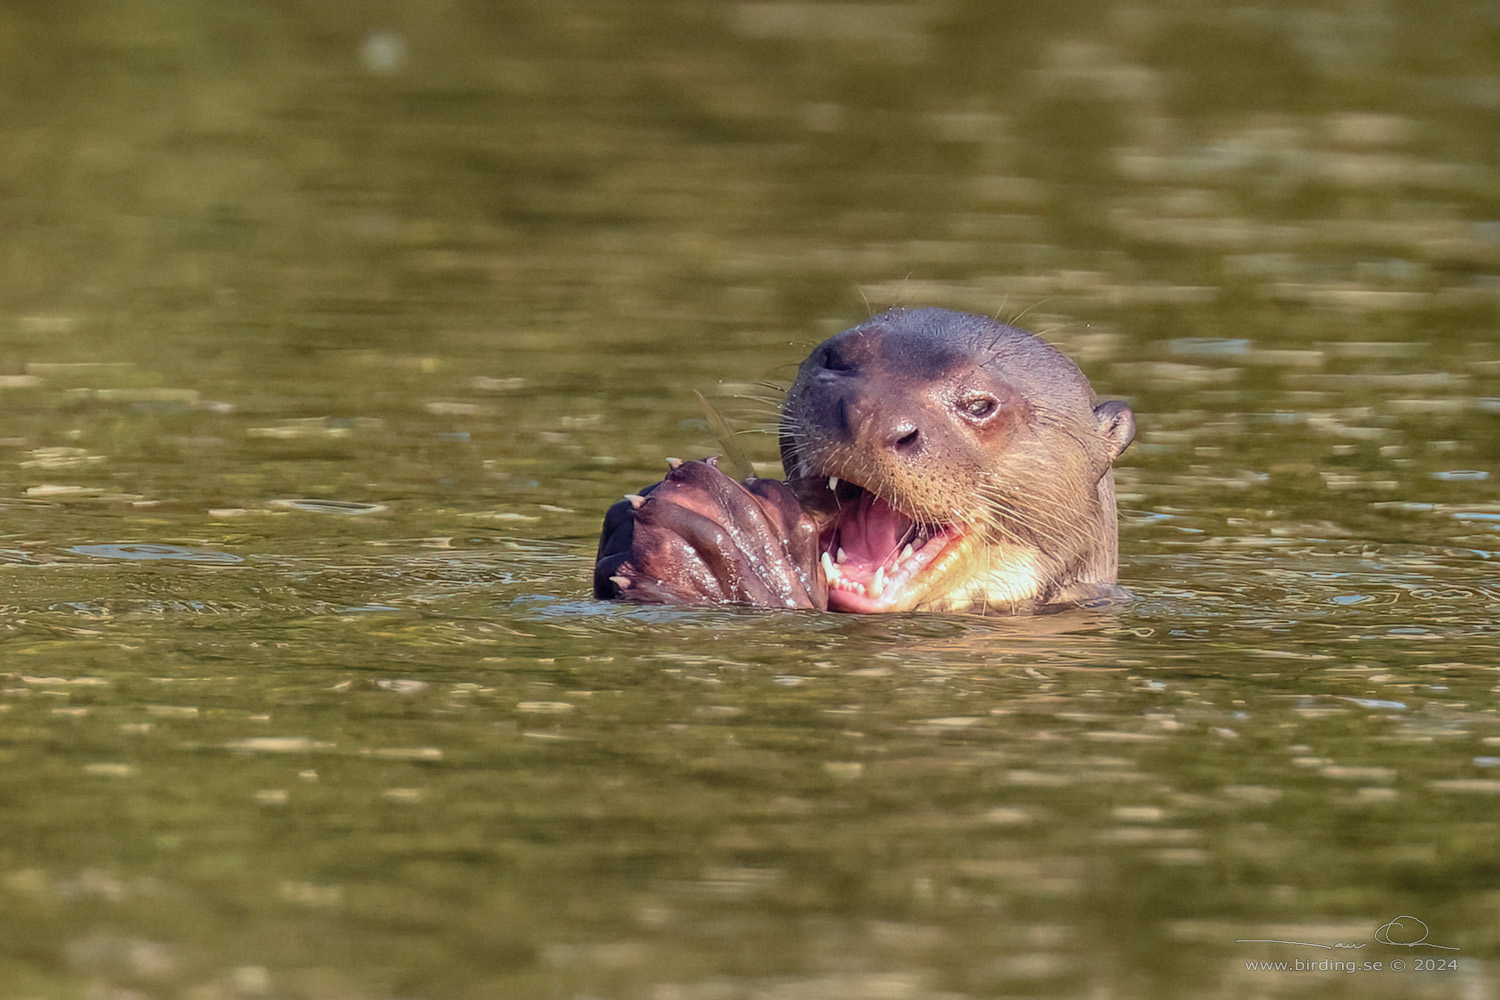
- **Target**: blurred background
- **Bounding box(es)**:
[0,2,1497,998]
[2,0,1498,504]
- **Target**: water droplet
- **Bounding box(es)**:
[360,30,408,74]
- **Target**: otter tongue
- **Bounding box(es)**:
[837,492,911,572]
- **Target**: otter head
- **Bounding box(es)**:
[779,307,1134,613]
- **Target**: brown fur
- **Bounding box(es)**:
[779,308,1133,613]
[596,307,1133,615]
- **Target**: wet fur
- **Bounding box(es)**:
[597,308,1133,615]
[779,308,1133,613]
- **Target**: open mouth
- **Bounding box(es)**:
[815,477,969,613]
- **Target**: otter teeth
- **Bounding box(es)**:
[828,475,839,492]
[820,529,953,603]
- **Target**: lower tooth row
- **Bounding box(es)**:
[819,552,887,599]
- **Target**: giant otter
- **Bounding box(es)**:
[594,307,1134,614]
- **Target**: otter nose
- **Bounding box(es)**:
[883,417,920,454]
[841,393,923,456]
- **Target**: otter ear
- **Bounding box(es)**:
[1094,400,1134,460]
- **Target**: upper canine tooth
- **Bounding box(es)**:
[828,476,839,492]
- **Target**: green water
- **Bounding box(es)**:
[1,1,1497,997]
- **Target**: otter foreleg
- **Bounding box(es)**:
[593,458,828,610]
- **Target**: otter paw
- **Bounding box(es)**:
[593,458,827,610]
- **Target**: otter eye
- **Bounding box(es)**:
[959,395,999,420]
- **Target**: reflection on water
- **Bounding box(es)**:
[0,0,1497,997]
[67,543,244,563]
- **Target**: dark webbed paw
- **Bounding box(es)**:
[594,458,827,610]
